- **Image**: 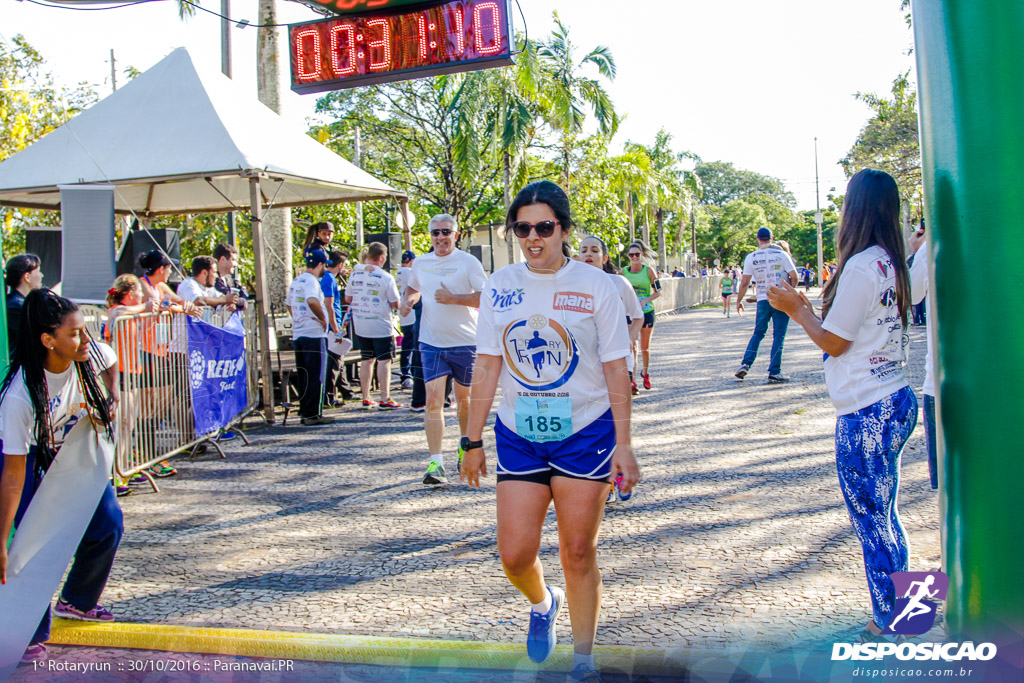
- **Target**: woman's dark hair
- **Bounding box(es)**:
[822,168,911,327]
[0,289,114,473]
[5,253,41,294]
[581,235,618,274]
[138,249,172,275]
[506,181,575,259]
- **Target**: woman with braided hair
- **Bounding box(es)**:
[0,289,120,663]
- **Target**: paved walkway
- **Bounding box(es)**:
[17,298,941,675]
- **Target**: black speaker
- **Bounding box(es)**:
[365,232,403,271]
[25,227,62,288]
[117,228,182,283]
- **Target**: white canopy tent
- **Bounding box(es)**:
[0,47,410,422]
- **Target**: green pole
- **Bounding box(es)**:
[912,1,1024,643]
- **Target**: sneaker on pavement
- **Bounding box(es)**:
[734,363,750,379]
[401,378,413,390]
[606,486,616,505]
[630,382,639,396]
[423,461,448,486]
[115,484,132,497]
[378,399,403,410]
[567,663,602,682]
[767,374,791,384]
[362,400,378,410]
[148,461,177,478]
[218,431,237,441]
[300,415,336,426]
[615,474,632,502]
[642,373,652,390]
[410,405,426,413]
[54,598,114,622]
[527,585,565,663]
[21,643,47,663]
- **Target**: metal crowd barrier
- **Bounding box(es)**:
[653,276,723,315]
[106,307,259,492]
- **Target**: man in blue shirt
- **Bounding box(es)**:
[322,250,355,404]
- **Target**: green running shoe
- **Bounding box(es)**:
[422,461,448,486]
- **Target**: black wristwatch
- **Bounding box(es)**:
[460,436,484,452]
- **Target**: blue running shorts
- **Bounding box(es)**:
[495,409,616,485]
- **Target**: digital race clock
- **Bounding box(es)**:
[289,0,513,94]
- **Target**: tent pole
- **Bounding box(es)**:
[399,197,412,250]
[249,176,276,423]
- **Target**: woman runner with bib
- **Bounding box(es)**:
[766,169,917,641]
[461,181,639,682]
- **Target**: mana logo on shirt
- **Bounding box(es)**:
[502,314,579,391]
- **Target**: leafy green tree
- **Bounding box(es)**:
[840,71,921,218]
[699,199,767,266]
[694,160,796,208]
[537,11,618,191]
[0,35,98,255]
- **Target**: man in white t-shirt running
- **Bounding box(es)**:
[345,242,401,410]
[286,250,334,426]
[734,227,798,383]
[400,214,487,485]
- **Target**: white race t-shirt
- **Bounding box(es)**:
[409,249,488,348]
[286,272,327,339]
[0,366,87,455]
[821,245,909,415]
[177,277,219,303]
[395,266,417,327]
[477,260,629,439]
[345,266,399,339]
[611,273,644,321]
[909,240,934,396]
[743,246,797,301]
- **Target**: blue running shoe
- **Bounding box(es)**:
[615,474,632,502]
[568,663,603,682]
[527,585,564,663]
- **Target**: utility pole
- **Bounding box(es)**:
[355,126,364,245]
[222,0,236,246]
[814,137,824,288]
[110,49,117,92]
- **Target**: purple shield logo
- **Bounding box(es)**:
[885,571,948,635]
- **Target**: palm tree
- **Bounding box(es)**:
[536,11,618,194]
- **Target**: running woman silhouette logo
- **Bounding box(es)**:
[886,571,949,635]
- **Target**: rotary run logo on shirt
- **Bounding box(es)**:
[502,314,579,391]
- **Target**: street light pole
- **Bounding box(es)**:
[814,137,824,287]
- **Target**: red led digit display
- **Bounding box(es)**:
[289,0,513,94]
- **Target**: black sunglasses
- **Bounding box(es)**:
[628,252,642,257]
[511,220,559,239]
[430,228,454,237]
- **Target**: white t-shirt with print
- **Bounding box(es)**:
[743,246,797,301]
[477,260,629,440]
[286,272,327,340]
[821,245,909,415]
[409,249,488,348]
[395,266,417,327]
[909,240,934,397]
[345,266,399,339]
[0,366,88,455]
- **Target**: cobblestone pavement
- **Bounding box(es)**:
[19,297,942,674]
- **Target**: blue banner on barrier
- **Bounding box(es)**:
[186,313,247,435]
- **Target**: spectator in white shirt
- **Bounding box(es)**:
[177,256,239,310]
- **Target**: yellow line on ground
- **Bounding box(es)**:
[48,621,688,675]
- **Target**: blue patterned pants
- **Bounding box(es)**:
[835,385,918,630]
